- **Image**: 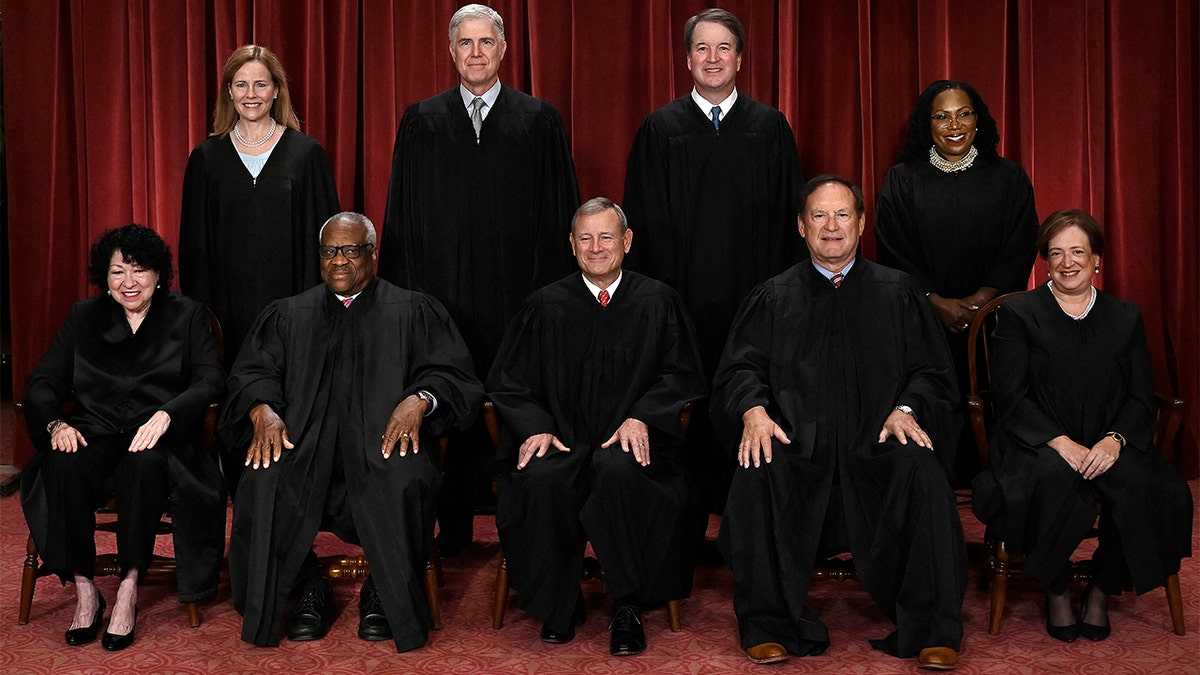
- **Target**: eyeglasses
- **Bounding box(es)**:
[318,243,374,260]
[930,110,976,127]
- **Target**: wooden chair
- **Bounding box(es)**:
[966,291,1187,636]
[485,401,686,632]
[17,309,225,629]
[315,439,448,630]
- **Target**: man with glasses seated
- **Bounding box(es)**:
[220,212,483,653]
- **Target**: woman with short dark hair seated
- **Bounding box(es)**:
[972,210,1192,643]
[20,224,226,651]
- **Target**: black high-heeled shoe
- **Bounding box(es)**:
[65,588,106,646]
[1078,584,1111,641]
[1045,592,1079,643]
[101,606,138,651]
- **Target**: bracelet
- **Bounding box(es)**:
[1105,431,1126,448]
[46,419,67,435]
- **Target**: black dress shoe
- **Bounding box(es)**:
[1077,585,1111,642]
[357,576,392,641]
[101,607,138,652]
[286,578,334,641]
[1045,593,1079,643]
[540,591,586,644]
[65,589,105,646]
[609,605,645,656]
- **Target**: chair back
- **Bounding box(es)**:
[965,292,1025,470]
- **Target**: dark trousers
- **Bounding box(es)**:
[497,442,691,632]
[36,434,170,581]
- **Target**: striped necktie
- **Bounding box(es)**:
[831,273,844,288]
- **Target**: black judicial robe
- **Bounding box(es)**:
[179,129,340,367]
[972,286,1192,591]
[219,279,482,651]
[381,84,580,375]
[487,272,706,630]
[623,93,803,377]
[713,260,966,657]
[874,155,1037,300]
[21,292,226,601]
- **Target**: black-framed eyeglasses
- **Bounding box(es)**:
[930,110,975,127]
[318,243,374,260]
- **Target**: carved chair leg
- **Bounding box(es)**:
[667,599,682,632]
[185,601,201,628]
[19,534,38,625]
[424,559,442,630]
[491,557,509,630]
[988,540,1011,636]
[1166,573,1186,636]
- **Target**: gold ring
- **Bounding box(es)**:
[401,432,410,438]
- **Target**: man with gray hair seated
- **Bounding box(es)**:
[488,198,706,656]
[222,212,483,652]
[380,2,581,559]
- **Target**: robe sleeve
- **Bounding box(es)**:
[379,108,420,287]
[179,145,213,306]
[486,298,557,453]
[621,117,675,283]
[709,283,779,444]
[1108,308,1157,452]
[892,281,962,467]
[980,165,1038,293]
[531,108,581,288]
[21,305,78,447]
[989,303,1068,452]
[400,295,485,436]
[628,292,707,439]
[295,141,341,293]
[217,303,289,450]
[874,166,936,294]
[158,302,225,435]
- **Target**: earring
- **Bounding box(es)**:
[1094,266,1100,274]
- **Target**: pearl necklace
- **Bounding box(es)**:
[928,144,977,173]
[1049,281,1097,320]
[233,118,278,148]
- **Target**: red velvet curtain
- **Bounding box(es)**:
[4,0,1197,475]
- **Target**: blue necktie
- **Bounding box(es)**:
[710,106,721,131]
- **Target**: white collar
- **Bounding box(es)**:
[691,88,738,121]
[460,80,501,110]
[582,271,623,304]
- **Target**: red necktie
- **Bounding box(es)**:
[598,289,610,307]
[342,297,354,307]
[831,273,844,288]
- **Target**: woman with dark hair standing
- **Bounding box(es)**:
[21,225,226,650]
[875,79,1039,479]
[180,44,340,367]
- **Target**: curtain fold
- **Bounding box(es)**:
[4,0,1197,475]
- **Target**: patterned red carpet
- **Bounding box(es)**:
[1,484,1196,674]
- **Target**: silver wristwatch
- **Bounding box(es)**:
[893,405,916,421]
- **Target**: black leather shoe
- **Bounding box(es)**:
[357,577,392,641]
[65,589,105,646]
[286,578,334,641]
[1045,592,1079,643]
[1077,585,1111,642]
[540,591,586,644]
[609,605,646,656]
[101,607,138,652]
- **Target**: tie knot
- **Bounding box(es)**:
[598,289,610,307]
[471,97,484,112]
[831,273,844,288]
[342,296,354,307]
